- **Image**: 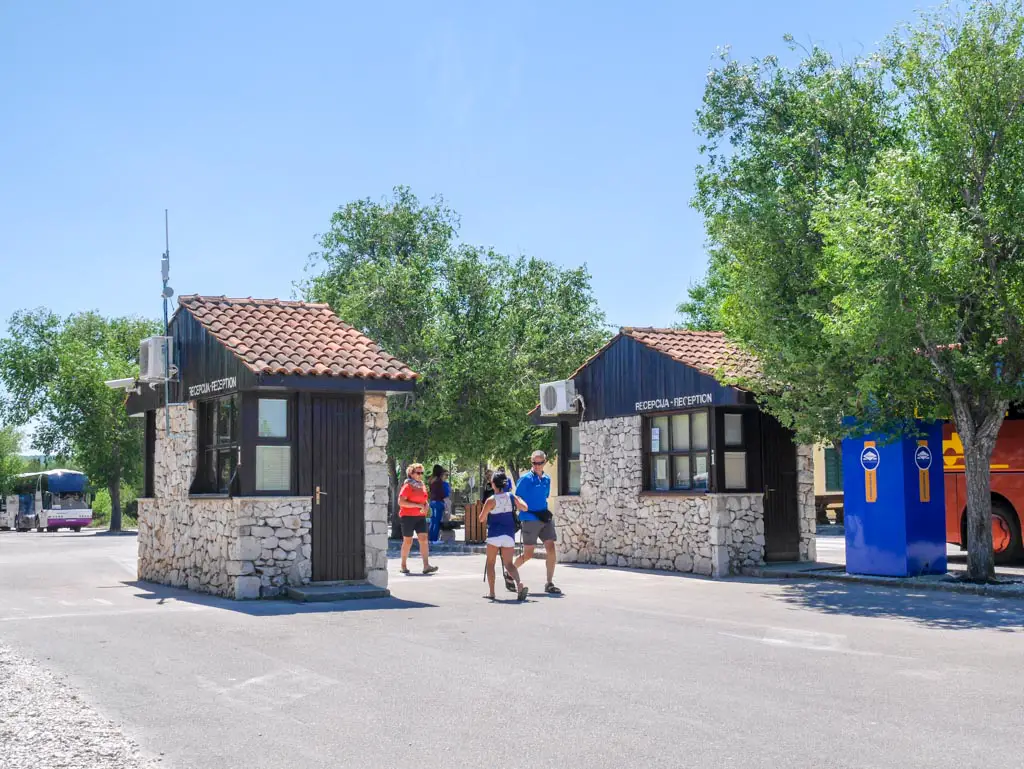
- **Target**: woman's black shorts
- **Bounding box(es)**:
[400,516,428,537]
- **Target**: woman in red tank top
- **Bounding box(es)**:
[398,464,438,575]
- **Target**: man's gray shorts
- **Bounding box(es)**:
[521,519,557,545]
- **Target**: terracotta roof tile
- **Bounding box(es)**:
[620,328,759,381]
[178,295,418,381]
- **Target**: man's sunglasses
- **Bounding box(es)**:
[531,460,545,466]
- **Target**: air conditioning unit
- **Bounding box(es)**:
[139,336,172,382]
[539,379,577,416]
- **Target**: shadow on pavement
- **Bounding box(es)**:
[772,581,1024,632]
[123,580,436,616]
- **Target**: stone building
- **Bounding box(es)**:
[534,328,815,577]
[125,296,416,599]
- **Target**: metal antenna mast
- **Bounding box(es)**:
[160,210,174,435]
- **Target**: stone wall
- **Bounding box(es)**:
[797,444,817,562]
[554,415,815,577]
[363,394,390,589]
[137,403,313,599]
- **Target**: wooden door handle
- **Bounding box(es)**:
[316,486,327,504]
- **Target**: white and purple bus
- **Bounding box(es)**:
[3,470,93,532]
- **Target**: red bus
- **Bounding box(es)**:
[943,409,1024,563]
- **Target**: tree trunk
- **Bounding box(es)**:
[953,398,1006,582]
[509,462,520,483]
[108,441,123,533]
[830,438,843,460]
[108,480,122,533]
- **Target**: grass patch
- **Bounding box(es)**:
[88,510,138,530]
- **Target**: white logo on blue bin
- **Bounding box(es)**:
[915,445,932,470]
[860,446,880,471]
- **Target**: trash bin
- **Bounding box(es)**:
[463,501,486,543]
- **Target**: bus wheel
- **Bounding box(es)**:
[992,500,1023,564]
[36,527,43,533]
[71,526,81,533]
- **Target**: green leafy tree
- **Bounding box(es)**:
[0,310,160,532]
[687,40,904,452]
[302,186,460,523]
[0,425,25,497]
[302,186,608,519]
[814,0,1024,580]
[493,256,608,474]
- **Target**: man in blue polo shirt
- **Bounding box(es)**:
[513,450,561,594]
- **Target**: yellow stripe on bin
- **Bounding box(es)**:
[864,440,877,503]
[918,440,930,503]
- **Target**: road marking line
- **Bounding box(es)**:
[389,574,481,583]
[92,598,114,605]
[0,604,209,622]
[718,630,896,657]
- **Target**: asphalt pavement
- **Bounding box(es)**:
[1,531,1022,769]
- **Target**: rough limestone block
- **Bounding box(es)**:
[367,568,388,589]
[233,576,261,600]
[231,537,261,561]
[226,560,254,576]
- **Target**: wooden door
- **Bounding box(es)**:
[311,395,365,581]
[760,413,800,561]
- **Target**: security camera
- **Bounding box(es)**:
[104,378,138,391]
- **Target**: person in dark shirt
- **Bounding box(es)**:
[428,465,446,543]
[481,469,495,502]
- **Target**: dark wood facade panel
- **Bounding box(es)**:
[310,395,365,581]
[171,309,258,401]
[143,410,156,498]
[571,335,750,422]
[760,411,800,561]
[297,392,313,497]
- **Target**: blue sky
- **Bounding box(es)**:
[1,0,928,333]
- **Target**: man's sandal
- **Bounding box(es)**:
[544,583,562,595]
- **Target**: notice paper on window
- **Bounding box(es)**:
[256,445,291,491]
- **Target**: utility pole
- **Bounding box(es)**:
[160,210,174,435]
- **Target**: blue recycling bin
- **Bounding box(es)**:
[842,421,947,577]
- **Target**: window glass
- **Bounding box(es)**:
[651,416,669,453]
[724,413,743,447]
[693,454,709,490]
[672,456,691,490]
[671,414,690,451]
[570,425,581,456]
[691,411,709,451]
[215,396,239,444]
[258,399,288,438]
[652,455,670,491]
[724,452,747,490]
[193,394,239,495]
[568,460,582,494]
[824,447,843,492]
[256,445,291,491]
[206,447,237,495]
